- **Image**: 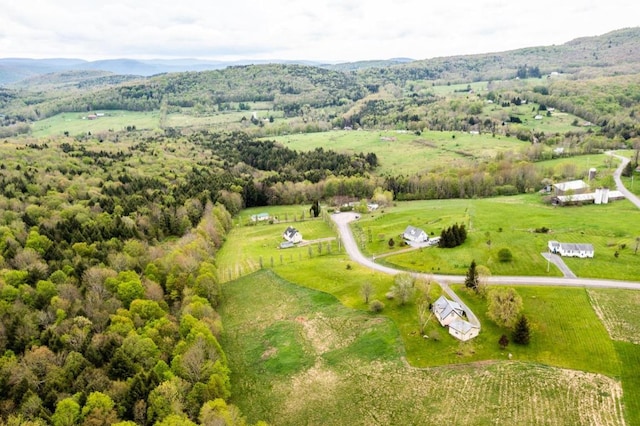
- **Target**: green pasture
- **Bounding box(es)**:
[616,341,640,426]
[535,153,610,177]
[220,271,627,426]
[29,106,287,137]
[270,129,530,175]
[215,210,338,283]
[31,110,162,137]
[492,103,592,134]
[354,195,640,280]
[165,108,283,129]
[455,286,619,374]
[216,218,621,373]
[430,81,489,96]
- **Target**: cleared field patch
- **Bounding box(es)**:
[270,129,527,175]
[588,289,640,344]
[220,271,625,426]
[31,110,162,136]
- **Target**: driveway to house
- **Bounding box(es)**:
[607,151,640,209]
[541,252,576,278]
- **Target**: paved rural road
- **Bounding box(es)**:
[607,151,640,209]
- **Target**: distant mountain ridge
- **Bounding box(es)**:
[0,57,342,85]
[1,27,640,88]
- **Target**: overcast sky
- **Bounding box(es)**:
[1,1,638,62]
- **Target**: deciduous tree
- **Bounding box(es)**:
[487,287,523,328]
[390,273,415,305]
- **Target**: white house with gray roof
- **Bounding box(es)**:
[432,295,479,341]
[402,225,428,243]
[548,240,594,258]
[283,226,302,244]
[433,295,465,326]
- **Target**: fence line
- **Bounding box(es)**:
[217,237,343,284]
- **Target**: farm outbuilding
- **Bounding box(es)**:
[448,318,480,341]
[553,180,590,195]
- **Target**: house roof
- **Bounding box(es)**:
[560,243,594,252]
[403,225,425,237]
[433,295,464,319]
[555,190,624,203]
[553,180,589,192]
[449,318,479,334]
[283,226,299,238]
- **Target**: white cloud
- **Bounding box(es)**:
[0,0,638,61]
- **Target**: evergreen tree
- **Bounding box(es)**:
[465,260,479,291]
[499,334,509,349]
[513,315,531,345]
[310,200,320,218]
[459,224,467,242]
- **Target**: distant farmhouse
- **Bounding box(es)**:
[548,240,594,258]
[402,225,429,244]
[283,226,302,244]
[552,180,625,206]
[432,295,480,341]
[250,212,270,222]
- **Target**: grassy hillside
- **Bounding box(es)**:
[220,271,626,426]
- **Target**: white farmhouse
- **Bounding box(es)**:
[432,295,465,326]
[402,225,428,244]
[432,296,480,341]
[548,240,594,258]
[283,226,302,244]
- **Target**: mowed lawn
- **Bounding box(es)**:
[219,271,626,426]
[355,195,640,280]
